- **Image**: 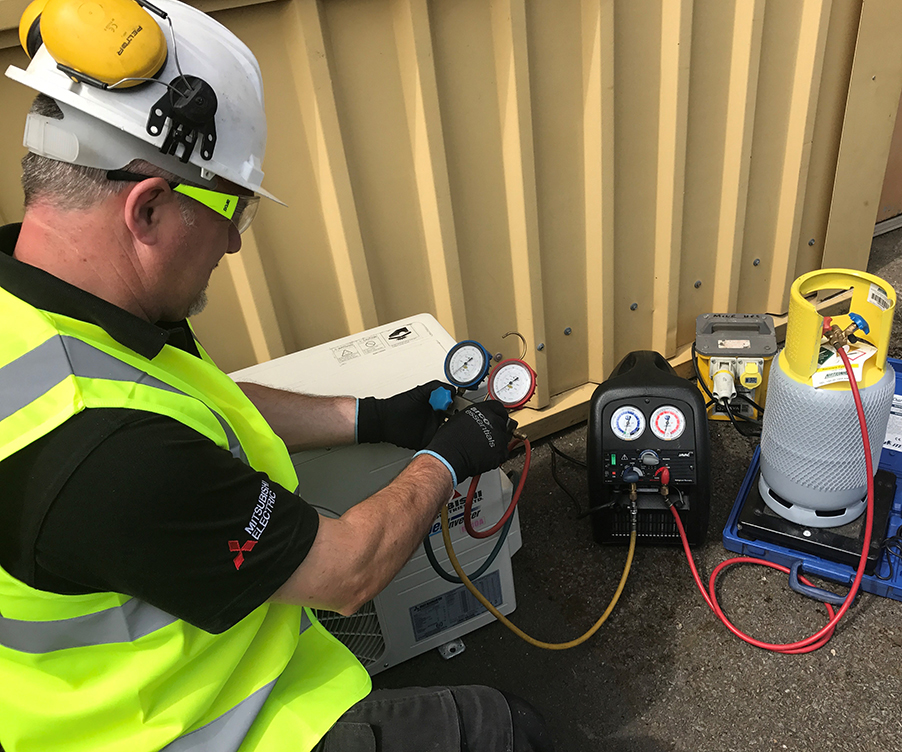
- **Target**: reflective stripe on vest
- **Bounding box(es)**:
[160,613,314,752]
[161,680,277,752]
[0,598,176,654]
[0,334,248,463]
[0,596,313,656]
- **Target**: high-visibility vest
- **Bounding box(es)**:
[0,284,371,752]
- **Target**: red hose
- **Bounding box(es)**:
[674,346,872,653]
[464,439,531,538]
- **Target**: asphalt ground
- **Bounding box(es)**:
[373,230,902,752]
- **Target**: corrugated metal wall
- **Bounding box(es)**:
[2,0,902,435]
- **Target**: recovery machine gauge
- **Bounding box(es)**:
[650,406,685,440]
[610,405,646,441]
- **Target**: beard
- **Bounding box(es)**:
[186,285,209,318]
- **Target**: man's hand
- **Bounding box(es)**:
[415,401,515,487]
[356,380,454,450]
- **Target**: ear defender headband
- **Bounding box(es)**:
[18,0,217,163]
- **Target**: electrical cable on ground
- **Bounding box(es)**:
[441,503,637,650]
[875,523,902,581]
[548,442,615,518]
[549,440,587,517]
[576,503,617,519]
[674,346,872,653]
[549,441,586,468]
[721,399,761,438]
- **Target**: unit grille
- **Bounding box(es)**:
[314,601,386,669]
[608,509,680,539]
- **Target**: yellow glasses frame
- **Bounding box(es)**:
[107,169,260,233]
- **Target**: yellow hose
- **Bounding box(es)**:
[440,505,637,650]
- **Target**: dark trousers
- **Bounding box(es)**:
[312,685,554,752]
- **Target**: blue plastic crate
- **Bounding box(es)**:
[722,358,902,602]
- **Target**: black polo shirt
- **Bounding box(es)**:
[0,224,319,633]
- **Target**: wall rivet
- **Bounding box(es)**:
[753,258,760,266]
[537,343,545,351]
[694,280,702,289]
[808,238,816,246]
[564,327,572,336]
[494,352,503,362]
[630,303,638,311]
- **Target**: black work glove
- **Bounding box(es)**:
[356,380,454,450]
[414,401,516,487]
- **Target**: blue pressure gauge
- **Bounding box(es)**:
[444,340,492,389]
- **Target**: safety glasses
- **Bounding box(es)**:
[107,169,260,234]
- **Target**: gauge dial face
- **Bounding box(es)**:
[610,405,646,441]
[488,359,536,408]
[444,341,490,388]
[650,406,685,440]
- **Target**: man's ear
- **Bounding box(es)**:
[122,177,174,245]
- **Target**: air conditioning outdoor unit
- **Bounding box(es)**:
[231,314,521,674]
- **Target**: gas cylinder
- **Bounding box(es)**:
[759,269,896,527]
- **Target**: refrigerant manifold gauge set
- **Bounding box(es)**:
[443,336,537,409]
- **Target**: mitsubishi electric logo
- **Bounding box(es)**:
[228,480,277,570]
[229,540,257,570]
[246,480,276,539]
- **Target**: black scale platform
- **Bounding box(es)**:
[735,469,897,575]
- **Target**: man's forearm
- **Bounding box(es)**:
[237,381,357,451]
[270,454,454,614]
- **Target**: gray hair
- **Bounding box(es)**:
[21,93,195,224]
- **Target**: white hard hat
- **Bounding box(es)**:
[5,0,283,204]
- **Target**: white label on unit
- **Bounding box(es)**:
[869,283,891,311]
[718,339,751,349]
[884,394,902,453]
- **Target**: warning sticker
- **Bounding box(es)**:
[869,283,891,311]
[385,325,420,347]
[331,343,361,364]
[812,342,876,388]
[884,394,902,453]
[356,335,386,355]
[410,571,503,642]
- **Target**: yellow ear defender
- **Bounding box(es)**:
[18,0,167,89]
[18,0,48,60]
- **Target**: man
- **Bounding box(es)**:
[0,1,552,750]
